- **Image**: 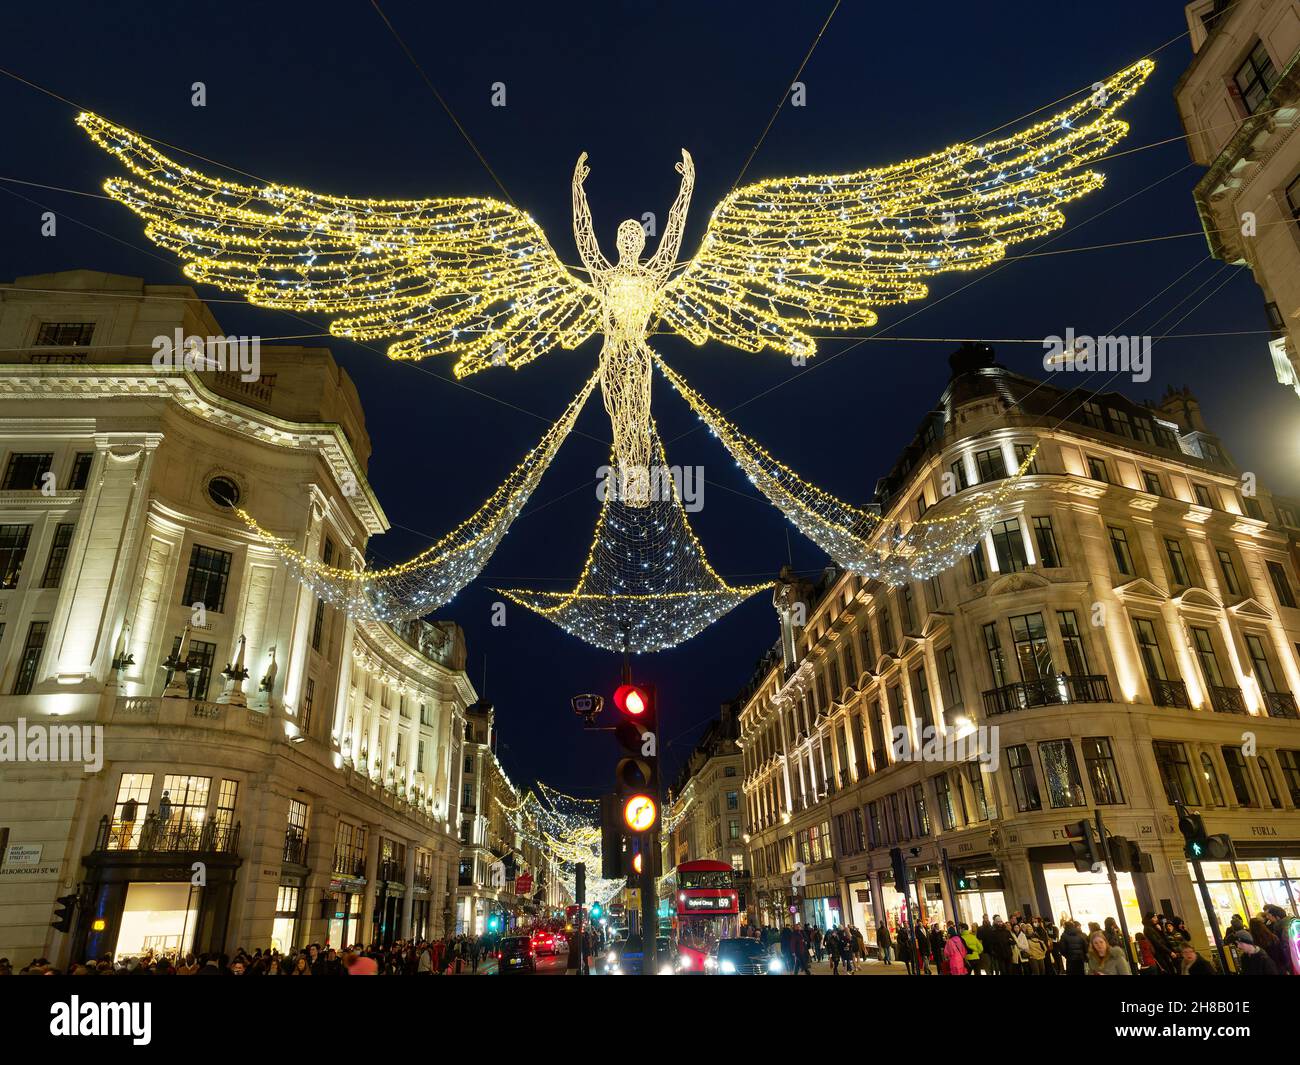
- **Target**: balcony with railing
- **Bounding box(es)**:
[94,814,240,855]
[332,849,366,878]
[1264,690,1300,719]
[1150,678,1190,709]
[1207,684,1247,715]
[283,828,308,865]
[981,674,1112,717]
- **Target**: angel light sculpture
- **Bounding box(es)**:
[74,60,1152,639]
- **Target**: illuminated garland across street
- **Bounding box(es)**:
[236,369,598,622]
[500,784,625,906]
[77,59,1152,505]
[655,355,1037,586]
[497,429,772,652]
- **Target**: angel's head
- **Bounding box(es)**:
[615,219,646,263]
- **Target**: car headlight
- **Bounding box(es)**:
[608,952,617,965]
[704,957,718,972]
[720,960,737,974]
[658,965,674,976]
[767,957,784,972]
[678,955,691,969]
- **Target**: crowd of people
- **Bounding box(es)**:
[754,902,1294,976]
[3,933,501,976]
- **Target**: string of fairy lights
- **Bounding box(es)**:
[495,783,625,906]
[655,354,1038,586]
[70,56,1155,650]
[234,369,598,623]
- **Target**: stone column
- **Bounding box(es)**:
[400,841,417,940]
[360,825,381,946]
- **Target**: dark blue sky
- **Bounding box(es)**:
[3,1,1296,796]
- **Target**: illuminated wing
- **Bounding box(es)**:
[657,61,1153,356]
[77,113,599,377]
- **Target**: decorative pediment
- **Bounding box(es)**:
[852,669,877,690]
[921,612,953,639]
[986,570,1051,597]
[873,653,899,674]
[1173,587,1222,612]
[1228,597,1274,622]
[896,635,923,659]
[1112,577,1168,604]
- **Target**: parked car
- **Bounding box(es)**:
[497,935,535,974]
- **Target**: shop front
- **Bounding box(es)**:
[1029,845,1144,931]
[800,883,843,930]
[948,857,1006,927]
[1186,850,1300,944]
[326,888,364,949]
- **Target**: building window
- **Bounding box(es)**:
[1133,617,1169,683]
[1164,538,1191,587]
[312,598,326,652]
[1259,758,1282,808]
[0,524,33,589]
[726,790,738,811]
[1280,751,1300,806]
[1057,611,1091,676]
[1108,526,1135,576]
[940,646,962,711]
[1216,548,1240,596]
[205,476,241,509]
[1142,471,1163,496]
[1032,515,1060,567]
[1087,456,1110,483]
[1152,741,1199,806]
[983,622,1009,688]
[974,447,1007,483]
[40,523,75,588]
[35,321,95,347]
[165,636,217,701]
[1006,744,1041,812]
[949,458,970,491]
[878,607,895,655]
[1199,753,1226,807]
[181,544,233,613]
[1014,442,1037,473]
[1009,612,1054,682]
[729,818,740,840]
[1081,737,1124,805]
[1039,740,1086,808]
[965,762,991,821]
[1233,39,1278,115]
[1221,746,1254,807]
[912,666,934,735]
[1244,633,1278,693]
[968,544,987,584]
[1194,484,1215,508]
[935,773,957,831]
[990,518,1027,573]
[911,783,930,835]
[301,678,316,736]
[1191,627,1225,688]
[1,452,53,491]
[68,452,93,490]
[1267,560,1296,609]
[12,621,48,695]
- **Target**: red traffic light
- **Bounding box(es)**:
[614,684,650,717]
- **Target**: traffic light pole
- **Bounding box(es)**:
[641,829,658,974]
[1190,857,1229,973]
[1094,810,1136,972]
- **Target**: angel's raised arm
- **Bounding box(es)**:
[572,152,610,275]
[647,149,694,276]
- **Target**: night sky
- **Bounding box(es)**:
[3,1,1297,798]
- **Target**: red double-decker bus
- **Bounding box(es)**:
[670,860,740,972]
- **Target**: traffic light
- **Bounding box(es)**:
[614,682,658,836]
[1065,820,1102,873]
[600,792,625,878]
[1176,806,1232,861]
[487,913,502,933]
[51,893,77,934]
[889,847,909,893]
[590,902,603,921]
[952,867,974,892]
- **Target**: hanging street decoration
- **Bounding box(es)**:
[497,429,771,652]
[236,369,598,623]
[74,59,1152,645]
